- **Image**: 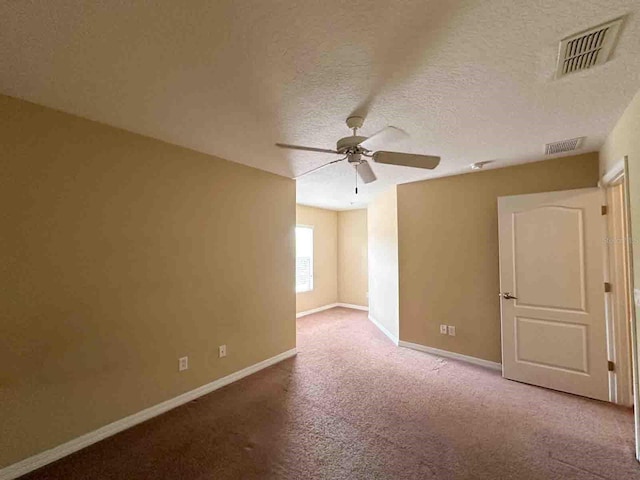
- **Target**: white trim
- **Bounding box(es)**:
[601,167,634,407]
[336,303,368,311]
[0,348,297,480]
[599,157,626,187]
[602,185,617,403]
[621,157,640,461]
[296,303,369,318]
[368,314,399,345]
[296,303,339,318]
[399,340,502,371]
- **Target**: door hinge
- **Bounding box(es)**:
[604,282,612,293]
[602,205,608,215]
[608,360,615,372]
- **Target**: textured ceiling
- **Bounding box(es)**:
[1,0,639,210]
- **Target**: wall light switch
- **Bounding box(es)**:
[219,345,227,358]
[179,356,188,372]
[448,326,456,336]
[440,325,448,335]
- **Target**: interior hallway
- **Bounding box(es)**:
[23,308,639,480]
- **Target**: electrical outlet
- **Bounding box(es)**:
[179,356,188,372]
[219,345,227,358]
[440,325,448,335]
[448,326,456,336]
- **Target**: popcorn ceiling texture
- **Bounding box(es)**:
[1,0,639,209]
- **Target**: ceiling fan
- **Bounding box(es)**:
[276,116,440,192]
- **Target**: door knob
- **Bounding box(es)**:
[499,292,517,300]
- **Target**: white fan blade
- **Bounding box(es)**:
[276,143,338,155]
[373,151,440,170]
[294,158,345,179]
[359,126,408,152]
[356,160,377,184]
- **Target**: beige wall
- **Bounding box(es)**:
[296,205,338,313]
[337,209,368,307]
[600,89,640,177]
[397,153,600,362]
[600,88,640,290]
[295,206,368,313]
[368,187,399,339]
[0,95,296,468]
[600,89,640,430]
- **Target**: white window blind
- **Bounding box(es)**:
[295,226,313,293]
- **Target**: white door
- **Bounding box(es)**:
[498,188,609,401]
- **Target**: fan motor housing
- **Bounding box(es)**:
[337,135,367,154]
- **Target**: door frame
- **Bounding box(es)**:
[599,156,639,460]
[599,157,636,406]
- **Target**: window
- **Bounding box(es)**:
[295,226,313,293]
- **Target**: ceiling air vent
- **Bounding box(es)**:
[545,137,585,155]
[556,17,624,78]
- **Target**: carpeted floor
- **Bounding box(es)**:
[22,307,639,479]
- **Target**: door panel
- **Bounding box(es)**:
[515,316,588,372]
[514,206,586,311]
[498,188,609,401]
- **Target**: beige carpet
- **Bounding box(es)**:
[22,307,639,479]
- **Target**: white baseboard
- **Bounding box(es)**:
[336,303,368,311]
[296,303,368,318]
[0,348,297,480]
[398,340,502,371]
[296,303,339,318]
[368,314,399,345]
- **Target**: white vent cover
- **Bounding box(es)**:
[545,137,585,155]
[556,17,624,78]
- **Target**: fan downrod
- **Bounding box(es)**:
[337,116,368,155]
